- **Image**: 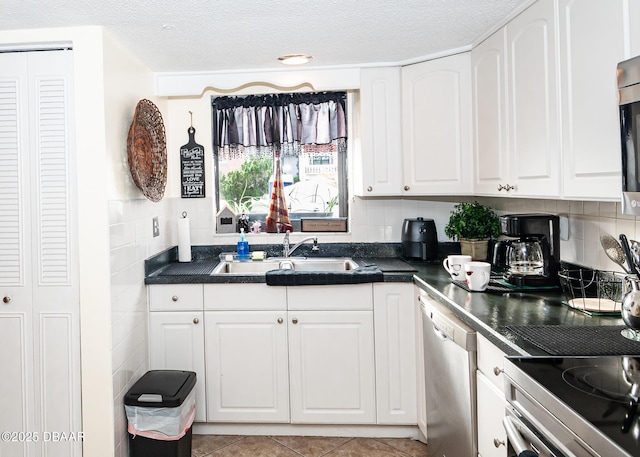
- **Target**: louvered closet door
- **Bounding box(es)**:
[0,52,36,457]
[0,50,81,457]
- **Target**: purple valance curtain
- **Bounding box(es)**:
[212,92,347,158]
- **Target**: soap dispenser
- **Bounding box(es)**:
[237,228,250,260]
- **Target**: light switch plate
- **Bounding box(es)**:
[559,215,569,241]
[152,216,160,237]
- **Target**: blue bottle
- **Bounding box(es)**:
[237,228,250,260]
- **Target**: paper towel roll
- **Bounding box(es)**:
[178,216,192,262]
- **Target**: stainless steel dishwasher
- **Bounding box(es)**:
[420,294,477,457]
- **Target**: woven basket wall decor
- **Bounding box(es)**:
[127,99,167,202]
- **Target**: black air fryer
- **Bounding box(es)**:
[401,217,438,260]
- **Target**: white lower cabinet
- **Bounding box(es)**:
[415,288,427,441]
[205,310,290,422]
[149,281,418,427]
[288,310,376,424]
[476,373,507,457]
[476,334,508,457]
[149,311,207,422]
[373,283,417,425]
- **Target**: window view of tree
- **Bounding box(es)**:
[219,156,272,214]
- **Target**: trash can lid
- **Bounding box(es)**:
[124,370,196,407]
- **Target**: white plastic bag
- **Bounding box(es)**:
[125,389,195,440]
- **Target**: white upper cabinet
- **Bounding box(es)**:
[473,28,509,195]
[507,0,561,197]
[559,0,627,200]
[402,53,474,195]
[473,0,561,198]
[356,67,403,196]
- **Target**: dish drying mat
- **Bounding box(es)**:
[453,278,559,294]
[506,325,640,356]
[158,261,216,276]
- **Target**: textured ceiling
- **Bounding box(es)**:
[0,0,532,73]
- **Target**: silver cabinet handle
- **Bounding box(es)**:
[367,186,373,192]
[277,317,283,324]
[292,318,298,324]
[171,295,179,302]
[2,296,11,304]
[493,366,504,376]
[493,438,505,448]
[497,184,515,191]
[193,318,199,324]
[404,185,410,191]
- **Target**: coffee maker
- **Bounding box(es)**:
[493,214,560,288]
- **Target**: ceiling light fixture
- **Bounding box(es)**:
[278,54,313,65]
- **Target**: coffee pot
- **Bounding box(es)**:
[498,214,560,287]
[507,239,544,275]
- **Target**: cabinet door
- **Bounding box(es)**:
[149,311,207,422]
[506,0,561,197]
[476,372,508,457]
[559,0,627,200]
[357,67,403,196]
[402,53,474,195]
[205,311,289,422]
[473,28,510,196]
[373,283,417,425]
[288,310,376,424]
[415,290,427,441]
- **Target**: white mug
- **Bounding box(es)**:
[443,255,472,280]
[465,261,492,291]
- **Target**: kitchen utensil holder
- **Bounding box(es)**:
[558,269,625,315]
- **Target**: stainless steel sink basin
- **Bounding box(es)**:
[211,257,359,275]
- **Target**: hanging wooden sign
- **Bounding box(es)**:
[180,126,205,198]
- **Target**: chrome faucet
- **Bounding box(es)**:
[282,230,319,257]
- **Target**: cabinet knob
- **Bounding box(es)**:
[367,186,373,192]
[277,317,283,324]
[497,183,515,191]
[493,366,504,376]
[193,318,199,324]
[292,318,298,324]
[404,185,410,191]
[493,438,505,448]
[2,296,11,304]
[171,295,179,302]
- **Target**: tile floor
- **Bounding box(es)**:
[192,435,429,457]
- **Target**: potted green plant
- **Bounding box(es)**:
[444,201,500,260]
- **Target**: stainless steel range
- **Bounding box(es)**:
[503,356,639,456]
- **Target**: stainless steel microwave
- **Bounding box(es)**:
[619,55,640,214]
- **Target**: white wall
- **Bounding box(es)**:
[101,30,178,457]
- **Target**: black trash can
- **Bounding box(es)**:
[124,370,196,457]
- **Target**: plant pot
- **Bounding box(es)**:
[460,238,490,261]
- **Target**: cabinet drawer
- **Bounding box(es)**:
[287,283,373,310]
[204,284,286,311]
[148,284,204,311]
[477,333,506,391]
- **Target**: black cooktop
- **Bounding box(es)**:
[510,356,640,456]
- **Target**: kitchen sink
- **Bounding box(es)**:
[210,257,360,275]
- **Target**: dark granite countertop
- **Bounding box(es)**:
[145,243,631,357]
[407,261,626,356]
[144,243,419,285]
